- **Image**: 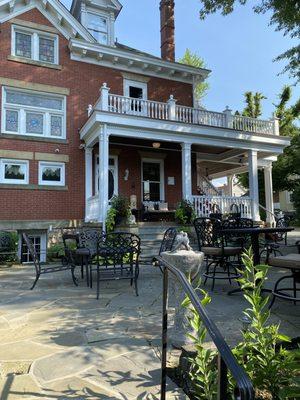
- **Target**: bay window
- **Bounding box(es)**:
[12,25,58,64]
[2,87,66,139]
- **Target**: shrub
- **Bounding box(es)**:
[0,231,18,263]
[106,207,117,233]
[110,195,131,219]
[175,200,196,225]
[47,242,65,261]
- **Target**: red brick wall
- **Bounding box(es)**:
[0,8,194,222]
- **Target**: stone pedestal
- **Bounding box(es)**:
[161,250,204,348]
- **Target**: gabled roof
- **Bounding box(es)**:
[0,0,96,42]
[70,0,122,17]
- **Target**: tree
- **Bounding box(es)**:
[242,92,267,118]
[237,86,300,209]
[198,1,300,83]
[179,49,209,103]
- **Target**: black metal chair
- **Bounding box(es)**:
[268,241,300,308]
[261,216,291,260]
[0,233,13,263]
[153,227,178,272]
[193,217,242,290]
[23,233,78,290]
[94,232,141,299]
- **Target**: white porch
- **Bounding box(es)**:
[80,84,290,226]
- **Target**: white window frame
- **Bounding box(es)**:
[2,87,66,139]
[0,159,29,185]
[124,79,148,100]
[38,161,65,186]
[11,25,59,65]
[86,11,109,45]
[141,157,165,202]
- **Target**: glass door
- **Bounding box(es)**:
[95,155,118,201]
[142,160,164,202]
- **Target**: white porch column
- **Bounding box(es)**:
[181,142,192,200]
[85,146,93,222]
[227,175,234,197]
[264,164,275,226]
[98,124,109,226]
[248,150,260,221]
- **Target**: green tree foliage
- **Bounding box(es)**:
[198,0,300,83]
[179,49,209,102]
[237,86,300,211]
[242,92,267,118]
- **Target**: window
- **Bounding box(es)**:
[0,159,29,184]
[87,12,108,45]
[39,161,65,186]
[142,159,164,202]
[12,25,58,64]
[124,79,148,115]
[2,87,66,139]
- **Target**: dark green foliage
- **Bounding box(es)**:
[110,195,131,218]
[198,0,300,83]
[0,231,18,263]
[175,199,196,225]
[243,92,267,118]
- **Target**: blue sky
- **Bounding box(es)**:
[62,0,298,119]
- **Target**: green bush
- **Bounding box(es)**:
[106,207,117,233]
[0,231,18,263]
[175,200,196,225]
[47,242,65,261]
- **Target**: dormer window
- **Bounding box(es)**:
[87,12,108,45]
[12,26,59,65]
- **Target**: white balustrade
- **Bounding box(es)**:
[233,115,274,135]
[192,196,253,219]
[86,196,100,222]
[96,93,277,135]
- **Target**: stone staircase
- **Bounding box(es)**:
[137,222,197,263]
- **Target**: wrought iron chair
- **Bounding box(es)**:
[23,233,78,290]
[268,241,300,308]
[210,203,223,220]
[154,227,178,272]
[260,216,291,260]
[229,203,241,220]
[0,233,14,263]
[193,217,242,290]
[95,232,141,299]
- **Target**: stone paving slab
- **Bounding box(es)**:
[0,255,299,399]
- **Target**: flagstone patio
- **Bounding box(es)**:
[0,249,299,399]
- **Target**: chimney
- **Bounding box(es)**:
[160,0,175,62]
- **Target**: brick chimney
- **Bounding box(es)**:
[160,0,175,62]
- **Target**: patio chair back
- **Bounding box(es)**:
[79,229,103,257]
[62,233,80,266]
[22,233,41,274]
[0,233,11,252]
[159,227,177,255]
[275,216,290,244]
[193,217,222,251]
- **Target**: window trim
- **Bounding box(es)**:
[1,86,66,139]
[86,11,108,45]
[124,79,148,100]
[38,161,65,186]
[0,158,29,185]
[11,25,59,65]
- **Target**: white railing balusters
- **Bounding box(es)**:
[191,196,253,219]
[106,94,276,135]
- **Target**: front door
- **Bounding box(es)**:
[95,155,118,201]
[142,159,164,202]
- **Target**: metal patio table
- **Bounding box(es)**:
[219,226,294,295]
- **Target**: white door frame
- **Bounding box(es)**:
[141,157,165,202]
[95,154,118,199]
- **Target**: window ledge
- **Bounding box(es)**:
[0,183,68,191]
[0,133,68,144]
[7,55,62,70]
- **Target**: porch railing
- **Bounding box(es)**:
[192,195,252,219]
[155,256,254,400]
[93,84,279,136]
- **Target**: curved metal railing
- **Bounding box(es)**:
[154,256,254,400]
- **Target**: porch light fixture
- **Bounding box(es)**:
[152,142,161,149]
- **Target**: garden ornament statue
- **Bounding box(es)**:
[162,232,204,348]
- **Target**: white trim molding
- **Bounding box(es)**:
[38,161,65,186]
[0,158,29,185]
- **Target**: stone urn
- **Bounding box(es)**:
[161,248,204,348]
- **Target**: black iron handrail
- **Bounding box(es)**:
[154,255,254,400]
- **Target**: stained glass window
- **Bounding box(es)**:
[26,113,43,135]
[39,37,55,63]
[5,110,18,132]
[6,91,62,110]
[50,116,62,137]
[15,32,32,58]
[42,166,61,182]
